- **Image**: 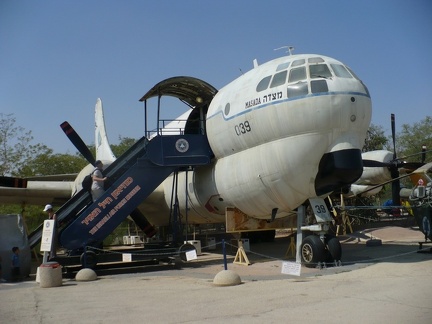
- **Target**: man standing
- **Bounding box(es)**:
[91,160,108,202]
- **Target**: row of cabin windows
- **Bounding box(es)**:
[256,60,355,93]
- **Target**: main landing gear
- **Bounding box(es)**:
[300,234,342,268]
[297,198,342,268]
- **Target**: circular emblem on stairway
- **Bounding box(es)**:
[175,138,189,153]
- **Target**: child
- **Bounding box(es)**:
[0,255,6,282]
[11,247,21,282]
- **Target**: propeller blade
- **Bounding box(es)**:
[362,160,423,170]
[400,162,425,170]
[389,114,401,204]
[422,145,427,164]
[391,113,397,160]
[129,209,157,238]
[391,177,401,206]
[60,121,96,166]
[362,159,390,168]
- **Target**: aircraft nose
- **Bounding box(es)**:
[315,148,363,196]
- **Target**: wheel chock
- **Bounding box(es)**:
[285,236,296,258]
[233,246,250,266]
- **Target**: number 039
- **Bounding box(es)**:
[234,121,251,136]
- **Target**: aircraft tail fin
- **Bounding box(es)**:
[95,98,116,162]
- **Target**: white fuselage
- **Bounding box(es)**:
[141,54,372,226]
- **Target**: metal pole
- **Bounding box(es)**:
[144,100,148,137]
[199,106,205,135]
[157,95,161,135]
[185,170,188,240]
[222,239,227,270]
[296,205,304,263]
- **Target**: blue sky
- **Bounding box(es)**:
[1,0,431,154]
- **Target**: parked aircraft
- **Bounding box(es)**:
[1,53,380,266]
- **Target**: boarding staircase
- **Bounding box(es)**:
[27,136,151,249]
[48,134,212,250]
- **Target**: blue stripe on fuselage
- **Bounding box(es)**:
[207,91,370,121]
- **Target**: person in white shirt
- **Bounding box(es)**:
[91,160,108,202]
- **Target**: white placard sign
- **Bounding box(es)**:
[40,220,55,252]
[122,253,132,262]
[185,249,197,261]
[308,197,333,222]
[281,261,301,276]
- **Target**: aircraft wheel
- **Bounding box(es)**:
[325,235,342,261]
[80,250,97,269]
[301,235,326,268]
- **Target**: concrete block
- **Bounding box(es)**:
[39,262,62,288]
[76,268,97,281]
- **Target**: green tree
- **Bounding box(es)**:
[396,116,432,162]
[111,136,137,157]
[0,113,52,176]
[19,151,88,177]
[362,123,388,152]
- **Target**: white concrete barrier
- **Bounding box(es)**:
[38,262,62,288]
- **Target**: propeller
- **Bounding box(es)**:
[362,159,424,169]
[362,114,426,206]
[60,121,96,166]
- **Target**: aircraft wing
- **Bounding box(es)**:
[25,174,77,181]
[0,180,73,205]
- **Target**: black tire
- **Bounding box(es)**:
[80,250,98,269]
[325,235,342,261]
[301,235,326,268]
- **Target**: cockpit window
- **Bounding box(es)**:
[270,70,287,88]
[309,64,332,79]
[287,81,308,98]
[292,59,305,67]
[256,75,272,92]
[346,66,370,96]
[288,67,306,83]
[276,62,290,72]
[311,80,328,94]
[331,64,353,78]
[308,57,324,63]
[346,66,360,80]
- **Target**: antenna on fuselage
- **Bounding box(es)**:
[274,45,295,55]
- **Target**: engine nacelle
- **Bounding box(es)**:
[358,150,393,185]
